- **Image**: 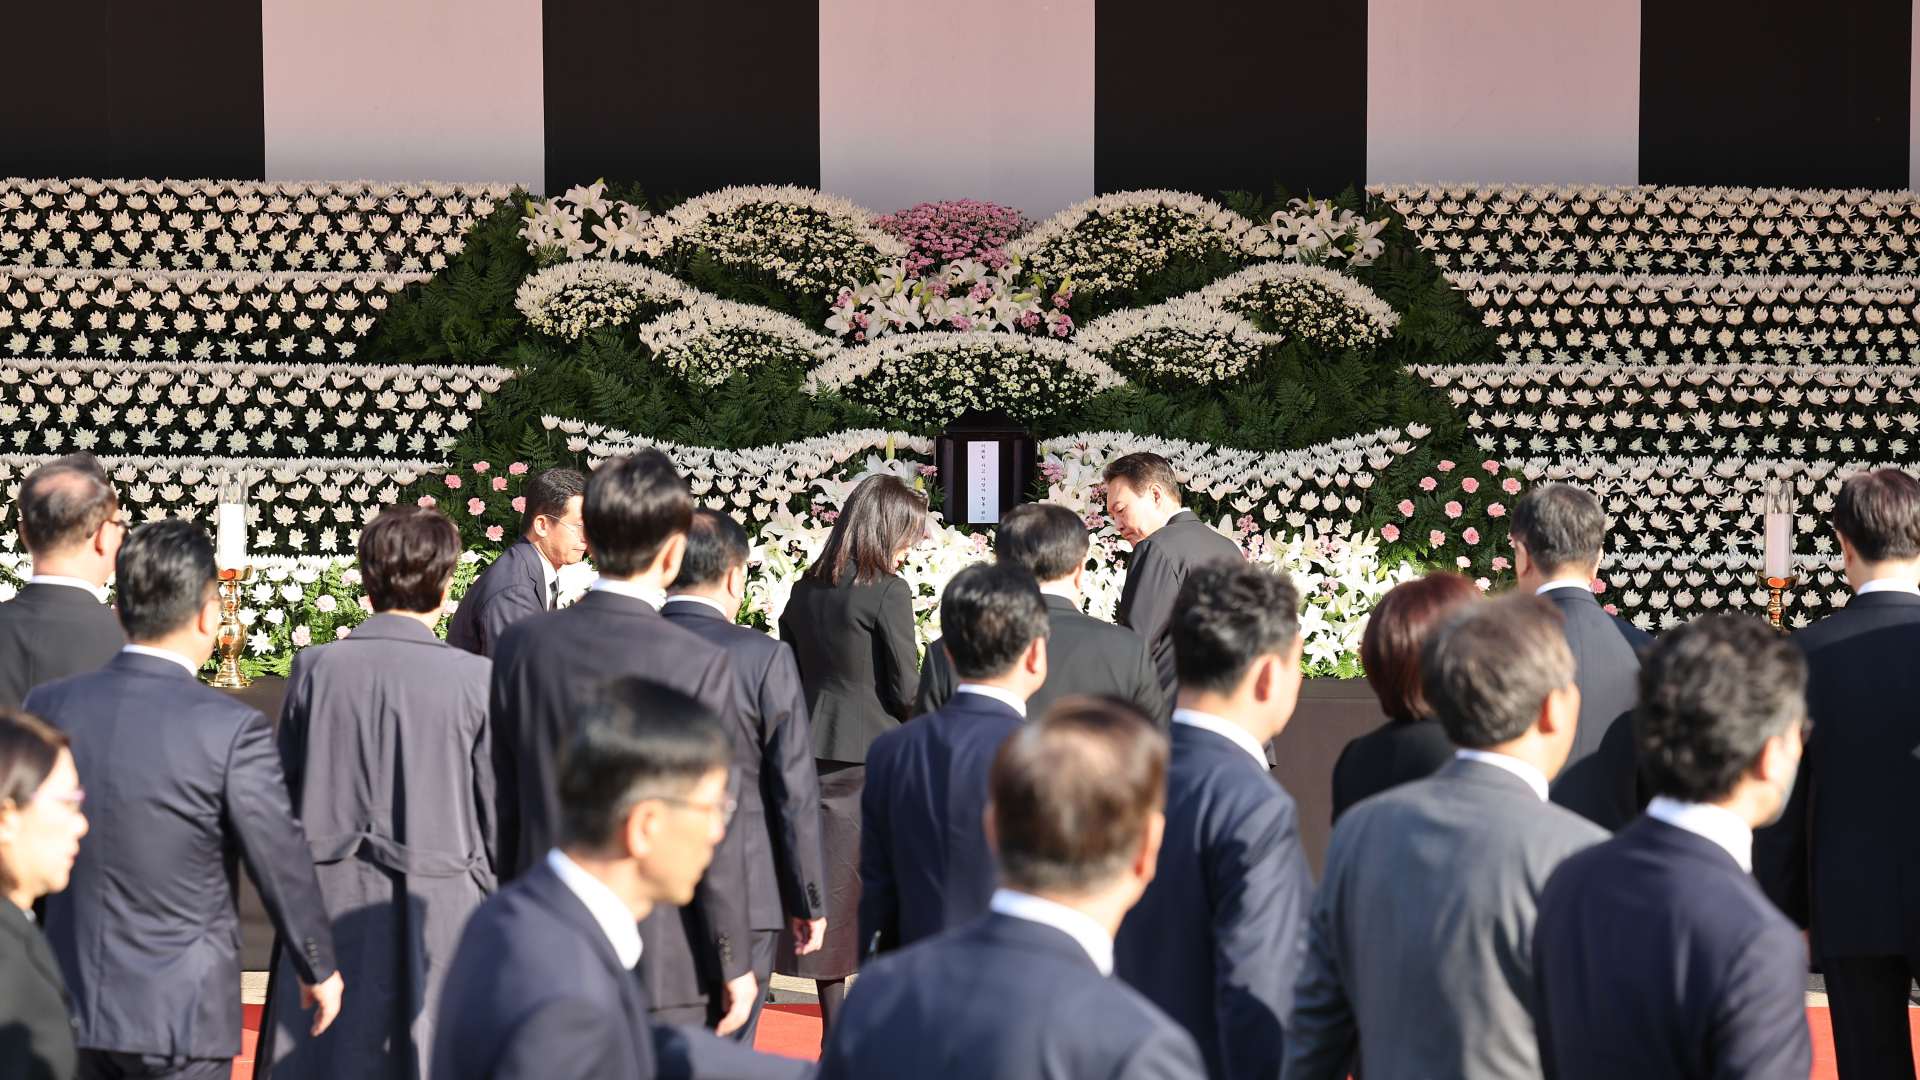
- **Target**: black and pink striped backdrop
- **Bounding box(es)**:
[6,0,1915,214]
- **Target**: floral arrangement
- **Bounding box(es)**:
[872,200,1032,276]
[1265,198,1389,267]
[653,185,907,301]
[1006,190,1277,301]
[0,178,506,273]
[517,181,661,265]
[1197,262,1401,351]
[637,299,839,385]
[514,259,699,340]
[1075,298,1278,385]
[825,259,1073,343]
[801,332,1127,427]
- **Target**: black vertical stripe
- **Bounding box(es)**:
[4,4,115,177]
[543,0,818,200]
[1095,0,1366,200]
[1639,0,1910,189]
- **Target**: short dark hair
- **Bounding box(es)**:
[991,696,1166,894]
[358,506,461,613]
[1101,452,1182,504]
[804,474,926,587]
[1833,468,1920,562]
[17,460,118,555]
[939,563,1050,681]
[1171,562,1301,695]
[1361,573,1482,723]
[0,709,68,808]
[557,677,733,854]
[672,509,750,591]
[1421,594,1573,748]
[1510,483,1606,575]
[994,503,1088,583]
[1636,614,1807,803]
[583,451,693,578]
[114,520,217,642]
[520,467,586,536]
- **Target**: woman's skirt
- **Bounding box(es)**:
[776,760,864,981]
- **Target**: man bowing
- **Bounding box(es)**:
[448,467,586,657]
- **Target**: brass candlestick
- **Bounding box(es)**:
[209,565,253,689]
[1760,573,1798,633]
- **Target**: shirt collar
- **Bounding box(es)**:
[988,889,1114,975]
[590,578,665,610]
[119,643,199,676]
[1645,796,1754,872]
[1171,708,1269,768]
[954,683,1028,718]
[1857,578,1920,597]
[664,593,735,620]
[546,849,644,969]
[1536,578,1593,597]
[1453,748,1550,801]
[27,575,110,604]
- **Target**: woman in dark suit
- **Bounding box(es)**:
[1332,572,1480,821]
[776,474,926,1037]
[0,709,89,1080]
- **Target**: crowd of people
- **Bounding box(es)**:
[0,443,1916,1080]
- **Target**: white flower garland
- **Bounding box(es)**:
[1076,297,1278,384]
[802,331,1127,426]
[1197,262,1400,350]
[1007,190,1276,298]
[513,260,702,339]
[637,299,840,385]
[653,185,906,300]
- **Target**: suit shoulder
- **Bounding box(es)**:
[1052,969,1203,1067]
[1527,799,1611,849]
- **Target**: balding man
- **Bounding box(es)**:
[0,455,127,708]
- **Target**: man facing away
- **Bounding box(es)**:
[1534,613,1812,1080]
[447,466,587,657]
[0,455,126,709]
[1283,594,1606,1080]
[820,698,1206,1079]
[1115,562,1314,1080]
[860,561,1049,955]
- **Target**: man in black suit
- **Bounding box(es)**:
[434,678,808,1080]
[489,451,755,1036]
[1758,467,1920,1079]
[1534,614,1811,1079]
[820,699,1206,1078]
[448,467,586,656]
[25,521,343,1079]
[1116,561,1314,1080]
[859,562,1049,957]
[1511,481,1653,830]
[916,502,1167,727]
[0,455,127,709]
[663,509,828,1044]
[1103,451,1244,695]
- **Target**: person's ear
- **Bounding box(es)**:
[727,563,747,605]
[1757,723,1804,788]
[1250,654,1277,704]
[530,515,550,541]
[1836,531,1857,566]
[1135,809,1166,888]
[199,591,224,638]
[1069,561,1087,595]
[623,800,659,862]
[1028,636,1048,683]
[1539,682,1580,739]
[656,533,687,584]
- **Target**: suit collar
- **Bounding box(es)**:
[1842,589,1920,611]
[111,646,197,680]
[1041,593,1081,615]
[572,589,665,618]
[24,576,110,604]
[515,863,652,1069]
[1171,709,1269,769]
[1165,510,1199,529]
[1627,815,1753,875]
[340,612,444,645]
[987,890,1113,974]
[972,910,1104,974]
[953,684,1028,718]
[1440,754,1549,800]
[1539,583,1601,608]
[662,595,731,622]
[0,902,69,1000]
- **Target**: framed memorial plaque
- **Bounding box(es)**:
[935,410,1035,525]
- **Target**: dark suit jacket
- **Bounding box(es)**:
[1534,817,1811,1079]
[1542,586,1653,831]
[489,590,750,1010]
[1116,722,1314,1080]
[26,652,335,1058]
[663,598,827,932]
[0,582,123,710]
[859,691,1024,955]
[1331,716,1455,822]
[0,902,76,1080]
[1756,590,1920,958]
[1117,511,1244,692]
[916,593,1168,728]
[819,911,1206,1079]
[778,573,919,764]
[447,540,550,657]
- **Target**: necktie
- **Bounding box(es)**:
[548,578,560,610]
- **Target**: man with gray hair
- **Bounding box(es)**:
[1283,594,1606,1080]
[0,454,127,708]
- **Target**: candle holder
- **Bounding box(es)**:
[1759,573,1798,633]
[209,565,253,689]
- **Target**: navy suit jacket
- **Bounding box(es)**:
[447,540,549,657]
[1116,721,1314,1080]
[858,691,1024,955]
[820,911,1206,1079]
[1543,586,1653,831]
[1534,816,1811,1080]
[0,581,124,709]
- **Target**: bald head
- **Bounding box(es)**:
[17,463,118,557]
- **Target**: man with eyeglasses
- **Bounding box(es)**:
[0,453,128,709]
[448,467,588,657]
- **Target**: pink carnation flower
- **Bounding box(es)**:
[471,461,491,474]
[1430,530,1447,547]
[492,477,508,492]
[1463,527,1481,544]
[291,625,311,648]
[508,462,529,476]
[511,496,526,513]
[1491,556,1511,572]
[416,496,436,508]
[1437,460,1456,472]
[1461,477,1479,494]
[1418,477,1438,492]
[1381,523,1401,541]
[1483,460,1501,474]
[444,474,462,489]
[1444,501,1463,519]
[1590,579,1607,594]
[486,525,505,542]
[1487,502,1505,518]
[468,498,486,516]
[1502,477,1522,494]
[1398,499,1416,517]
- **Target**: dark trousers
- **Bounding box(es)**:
[1826,955,1919,1080]
[78,1051,230,1080]
[730,929,780,1045]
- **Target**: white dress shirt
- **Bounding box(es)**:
[1645,796,1754,872]
[1171,708,1268,769]
[663,593,735,619]
[590,578,666,609]
[536,547,559,609]
[119,643,198,676]
[546,849,644,970]
[1535,578,1593,598]
[1857,578,1920,597]
[27,575,109,604]
[954,683,1029,718]
[1038,581,1081,606]
[1453,748,1550,801]
[988,889,1114,975]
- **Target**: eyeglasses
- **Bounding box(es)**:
[655,794,738,829]
[544,516,586,537]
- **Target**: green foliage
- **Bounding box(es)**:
[362,194,538,365]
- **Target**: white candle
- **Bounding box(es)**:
[215,502,248,569]
[1763,510,1792,579]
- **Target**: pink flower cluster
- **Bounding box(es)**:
[873,200,1031,277]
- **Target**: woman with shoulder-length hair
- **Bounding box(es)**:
[776,473,927,1038]
[1332,572,1482,821]
[0,708,88,1080]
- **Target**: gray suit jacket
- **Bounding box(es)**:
[447,540,549,657]
[1116,511,1243,692]
[1283,758,1606,1080]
